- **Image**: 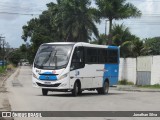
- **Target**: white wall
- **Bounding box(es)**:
[137,56,152,71]
[151,56,160,85]
[119,58,137,84]
[119,56,160,85]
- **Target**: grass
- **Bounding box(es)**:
[138,84,160,89]
[0,64,15,73]
[0,66,6,73]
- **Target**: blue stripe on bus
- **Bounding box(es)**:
[39,72,57,81]
[103,64,119,86]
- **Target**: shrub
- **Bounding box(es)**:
[118,79,134,85]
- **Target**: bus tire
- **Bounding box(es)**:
[97,81,109,94]
[78,90,82,95]
[42,89,48,96]
[72,82,79,96]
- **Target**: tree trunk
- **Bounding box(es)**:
[109,19,112,35]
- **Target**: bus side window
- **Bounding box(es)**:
[71,47,85,70]
[108,49,118,63]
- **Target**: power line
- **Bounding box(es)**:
[1,11,160,17]
[0,11,39,16]
[0,2,45,8]
[0,4,43,12]
[0,2,47,14]
[0,2,46,11]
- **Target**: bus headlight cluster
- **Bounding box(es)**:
[33,73,38,79]
[59,73,68,80]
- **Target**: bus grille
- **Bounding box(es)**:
[36,82,60,87]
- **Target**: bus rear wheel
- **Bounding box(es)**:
[97,81,109,94]
[42,89,48,96]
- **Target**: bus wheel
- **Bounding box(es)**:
[78,90,82,95]
[97,81,109,94]
[72,82,79,96]
[42,89,48,96]
[104,81,109,94]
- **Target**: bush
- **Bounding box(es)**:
[118,79,134,85]
[0,66,7,73]
[7,64,15,70]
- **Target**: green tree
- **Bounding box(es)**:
[22,0,99,63]
[49,0,99,42]
[121,35,143,57]
[95,0,141,42]
[143,37,160,55]
[91,34,107,45]
[111,24,143,57]
[22,0,99,43]
[20,44,27,53]
[8,49,22,66]
[26,45,35,64]
[111,24,131,46]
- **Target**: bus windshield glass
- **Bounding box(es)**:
[34,44,73,69]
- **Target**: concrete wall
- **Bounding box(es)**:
[151,56,160,85]
[119,56,160,85]
[119,58,137,84]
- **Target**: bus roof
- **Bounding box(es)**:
[42,42,119,49]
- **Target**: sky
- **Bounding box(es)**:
[0,0,160,48]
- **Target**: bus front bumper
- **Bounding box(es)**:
[32,76,71,90]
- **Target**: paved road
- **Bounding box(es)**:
[6,66,160,120]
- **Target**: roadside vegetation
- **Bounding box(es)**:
[0,64,15,72]
[0,66,6,73]
[118,79,160,89]
[118,79,134,85]
[138,84,160,89]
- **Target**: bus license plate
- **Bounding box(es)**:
[44,82,51,84]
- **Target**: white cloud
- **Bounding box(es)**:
[0,0,55,48]
[110,0,160,39]
[0,0,160,48]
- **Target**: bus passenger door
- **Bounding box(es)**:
[70,46,92,89]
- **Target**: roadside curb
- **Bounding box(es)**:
[117,85,160,92]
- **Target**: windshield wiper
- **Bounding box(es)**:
[40,50,54,67]
[49,50,57,67]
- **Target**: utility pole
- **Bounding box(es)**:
[105,20,109,45]
[105,20,109,36]
[0,35,5,68]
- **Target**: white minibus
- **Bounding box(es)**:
[32,42,119,96]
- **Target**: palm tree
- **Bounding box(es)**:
[111,24,143,57]
[95,0,141,39]
[121,36,143,57]
[49,0,99,42]
[91,33,108,45]
[112,24,131,46]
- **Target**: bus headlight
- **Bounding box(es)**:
[59,73,68,80]
[33,73,38,79]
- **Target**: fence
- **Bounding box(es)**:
[119,55,160,85]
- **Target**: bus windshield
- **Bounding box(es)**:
[34,44,73,70]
